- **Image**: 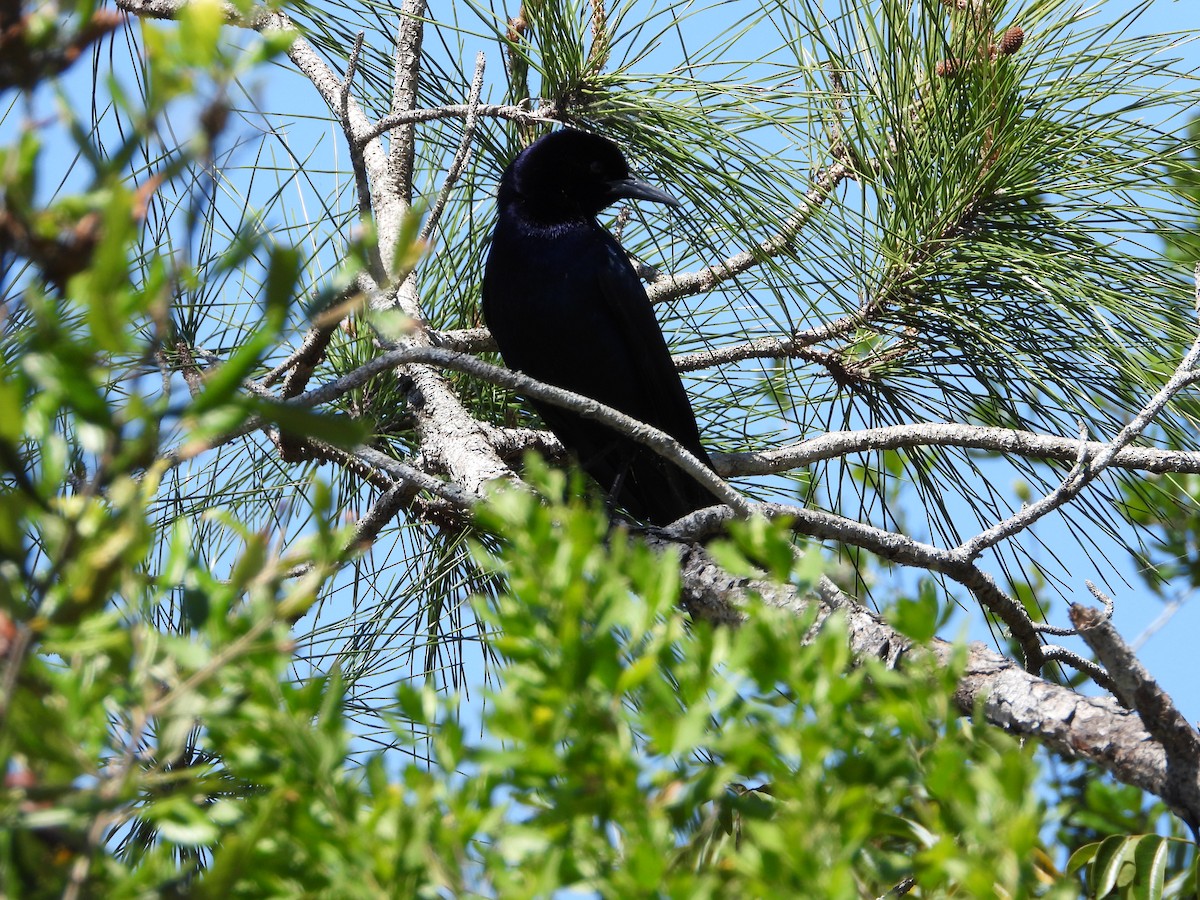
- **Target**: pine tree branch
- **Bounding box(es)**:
[645,162,850,307]
[1071,584,1200,832]
[956,265,1200,562]
[664,502,1044,670]
[712,423,1200,478]
[454,415,1200,481]
[668,547,1200,830]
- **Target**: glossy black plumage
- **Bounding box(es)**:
[482,128,719,525]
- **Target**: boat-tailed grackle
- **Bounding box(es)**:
[482,128,720,525]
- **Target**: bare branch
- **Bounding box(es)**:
[672,330,855,374]
[290,344,752,516]
[1038,644,1113,691]
[269,435,477,548]
[430,326,495,353]
[259,275,373,393]
[664,502,1044,669]
[712,422,1200,479]
[420,52,485,245]
[470,403,1200,482]
[350,444,472,509]
[359,103,558,145]
[341,32,375,228]
[1071,593,1200,830]
[646,163,850,306]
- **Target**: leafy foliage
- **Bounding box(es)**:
[458,472,1063,897]
[2,457,1073,896]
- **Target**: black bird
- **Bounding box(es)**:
[482,128,720,525]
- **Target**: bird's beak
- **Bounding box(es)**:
[605,177,682,208]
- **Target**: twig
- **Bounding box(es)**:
[349,482,413,548]
[645,163,850,306]
[956,272,1200,563]
[283,295,365,397]
[672,333,857,375]
[269,436,474,554]
[340,32,374,227]
[259,275,373,393]
[359,102,558,145]
[429,326,495,353]
[1039,644,1113,691]
[419,52,485,244]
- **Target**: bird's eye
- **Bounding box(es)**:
[588,161,605,176]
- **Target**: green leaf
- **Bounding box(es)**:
[890,585,940,642]
[248,398,370,448]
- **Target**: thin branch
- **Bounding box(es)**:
[672,332,855,374]
[1070,587,1134,707]
[419,51,485,245]
[359,102,558,145]
[430,326,495,353]
[664,502,1044,670]
[341,31,375,230]
[1038,644,1113,691]
[290,344,751,516]
[645,162,850,306]
[270,436,475,563]
[712,422,1200,479]
[350,444,473,508]
[470,412,1200,504]
[1071,591,1200,831]
[956,279,1200,562]
[261,274,373,394]
[349,482,414,548]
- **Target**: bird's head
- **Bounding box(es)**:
[499,128,681,222]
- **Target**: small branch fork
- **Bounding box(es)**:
[119,0,1200,830]
[1073,582,1200,834]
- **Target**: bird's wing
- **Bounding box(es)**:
[482,214,718,523]
[588,235,710,461]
